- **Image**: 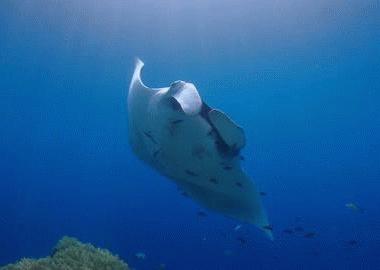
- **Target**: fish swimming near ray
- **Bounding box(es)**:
[127,58,272,239]
[345,202,364,213]
[135,252,146,260]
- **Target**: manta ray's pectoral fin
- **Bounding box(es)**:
[130,58,149,93]
[208,109,246,151]
[167,81,202,116]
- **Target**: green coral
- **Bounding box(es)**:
[1,236,130,270]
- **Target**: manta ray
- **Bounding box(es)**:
[128,59,272,239]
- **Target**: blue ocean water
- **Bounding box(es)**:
[0,0,379,269]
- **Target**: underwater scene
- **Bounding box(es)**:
[0,1,379,269]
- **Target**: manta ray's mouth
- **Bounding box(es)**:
[170,80,186,88]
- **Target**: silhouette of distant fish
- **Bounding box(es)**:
[304,232,316,238]
[346,240,359,246]
[282,229,294,234]
[135,252,146,260]
[197,210,208,217]
[237,236,247,245]
[234,224,242,231]
[294,226,304,232]
[345,202,364,213]
[262,224,273,231]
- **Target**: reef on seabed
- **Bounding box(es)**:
[0,236,129,270]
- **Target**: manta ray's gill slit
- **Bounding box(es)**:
[167,119,184,136]
[143,131,157,144]
[152,149,161,158]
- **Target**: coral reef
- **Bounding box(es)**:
[0,236,130,270]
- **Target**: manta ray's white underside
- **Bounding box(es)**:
[127,59,272,239]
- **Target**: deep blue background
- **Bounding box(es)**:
[0,1,379,269]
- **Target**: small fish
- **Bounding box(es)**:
[185,169,198,177]
[345,203,364,213]
[282,229,294,234]
[197,210,207,217]
[237,236,247,245]
[262,224,273,231]
[234,224,242,231]
[304,232,316,238]
[294,226,304,232]
[239,155,245,161]
[135,252,146,260]
[223,165,233,170]
[346,240,359,246]
[260,191,267,196]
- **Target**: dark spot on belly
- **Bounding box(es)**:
[235,182,243,188]
[192,145,206,159]
[185,170,198,177]
[207,129,215,136]
[209,178,218,184]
